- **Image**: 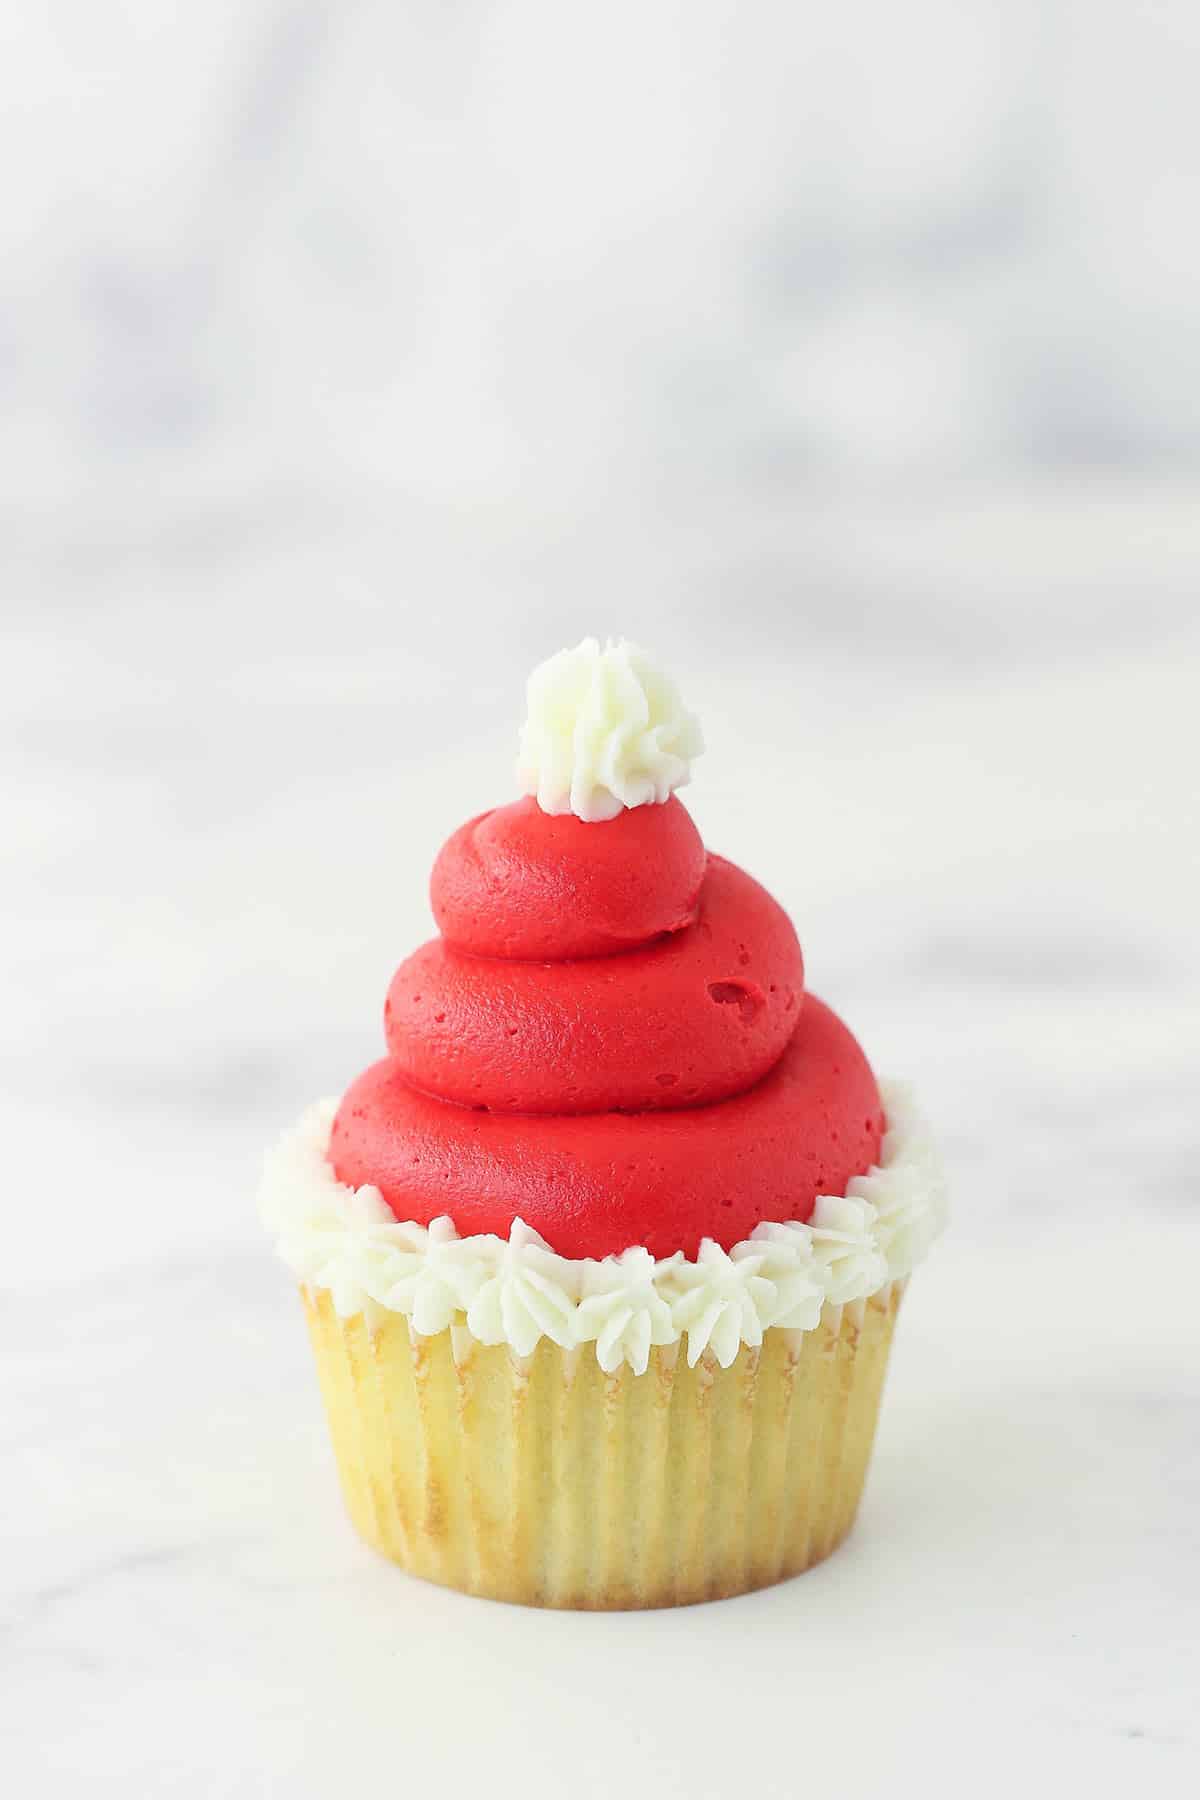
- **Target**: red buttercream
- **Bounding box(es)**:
[333,997,883,1260]
[331,796,884,1257]
[432,795,705,959]
[387,856,803,1113]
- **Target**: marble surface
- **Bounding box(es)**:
[4,4,1200,1792]
[5,544,1199,1795]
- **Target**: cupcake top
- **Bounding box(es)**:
[261,639,946,1370]
[329,638,883,1260]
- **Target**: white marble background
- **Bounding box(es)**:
[3,4,1199,1795]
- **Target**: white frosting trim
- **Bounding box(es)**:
[259,1081,947,1375]
[516,637,704,822]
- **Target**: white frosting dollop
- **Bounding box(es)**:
[259,1098,403,1319]
[851,1081,949,1279]
[805,1195,889,1304]
[575,1247,681,1375]
[517,637,704,822]
[462,1219,578,1358]
[662,1240,778,1369]
[742,1222,827,1331]
[360,1216,494,1336]
[259,1081,946,1372]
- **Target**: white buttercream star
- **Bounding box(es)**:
[742,1221,826,1329]
[849,1167,936,1282]
[861,1080,949,1277]
[573,1247,682,1375]
[464,1218,579,1358]
[276,1181,402,1319]
[360,1215,494,1334]
[806,1194,889,1303]
[259,1100,404,1318]
[662,1239,778,1368]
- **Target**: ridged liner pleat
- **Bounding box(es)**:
[302,1281,905,1609]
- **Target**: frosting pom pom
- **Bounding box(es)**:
[517,637,704,822]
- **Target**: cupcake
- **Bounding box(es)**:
[261,637,946,1608]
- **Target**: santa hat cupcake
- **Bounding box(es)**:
[261,638,946,1608]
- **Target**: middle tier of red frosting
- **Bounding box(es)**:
[330,795,884,1260]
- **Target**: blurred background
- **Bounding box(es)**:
[4,0,1198,1263]
[6,4,1200,1785]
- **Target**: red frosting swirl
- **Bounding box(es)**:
[432,795,705,959]
[331,797,884,1259]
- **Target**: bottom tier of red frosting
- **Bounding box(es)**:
[330,995,884,1261]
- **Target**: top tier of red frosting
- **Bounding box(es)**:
[330,795,884,1259]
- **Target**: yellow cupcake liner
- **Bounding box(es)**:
[302,1280,905,1609]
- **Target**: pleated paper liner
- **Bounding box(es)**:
[302,1281,905,1609]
